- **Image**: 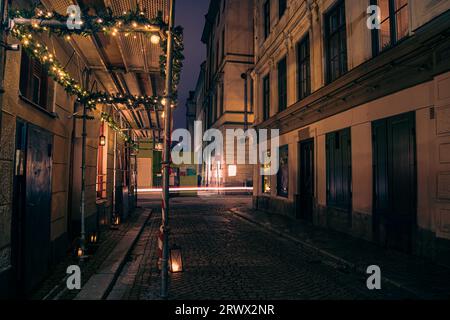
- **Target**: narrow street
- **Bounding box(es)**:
[108,194,412,300]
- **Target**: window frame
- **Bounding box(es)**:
[262,74,270,121]
[263,0,271,40]
[277,56,287,112]
[326,128,352,211]
[297,33,311,101]
[371,0,410,55]
[279,0,287,19]
[277,145,289,198]
[324,0,348,84]
[19,49,51,111]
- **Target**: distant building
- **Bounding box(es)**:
[198,0,255,188]
[252,0,450,265]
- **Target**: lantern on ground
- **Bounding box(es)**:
[169,245,183,273]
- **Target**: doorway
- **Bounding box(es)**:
[372,112,417,253]
[298,139,314,222]
[12,121,53,295]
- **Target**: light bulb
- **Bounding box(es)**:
[150,34,160,45]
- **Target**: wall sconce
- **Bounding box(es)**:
[169,245,183,273]
[113,216,120,226]
[155,143,163,151]
[0,41,20,51]
[99,135,106,147]
[77,247,84,258]
[151,33,161,45]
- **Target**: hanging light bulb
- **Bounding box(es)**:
[150,34,161,45]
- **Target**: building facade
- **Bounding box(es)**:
[198,0,255,188]
[252,0,450,265]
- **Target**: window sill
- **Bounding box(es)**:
[19,94,57,119]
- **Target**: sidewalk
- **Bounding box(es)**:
[230,206,450,300]
[32,208,151,300]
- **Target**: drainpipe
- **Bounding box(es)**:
[161,0,176,299]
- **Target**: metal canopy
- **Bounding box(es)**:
[40,0,169,142]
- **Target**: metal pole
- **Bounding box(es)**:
[241,73,248,132]
[161,0,176,299]
[80,69,90,261]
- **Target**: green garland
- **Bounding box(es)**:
[160,26,184,102]
[100,112,138,150]
[8,7,165,37]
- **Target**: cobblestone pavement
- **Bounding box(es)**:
[111,194,413,300]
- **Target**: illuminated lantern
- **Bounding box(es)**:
[90,233,98,244]
[169,245,183,273]
[77,247,83,258]
[99,134,106,147]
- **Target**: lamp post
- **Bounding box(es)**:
[161,0,176,299]
[79,68,91,262]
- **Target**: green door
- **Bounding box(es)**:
[372,112,417,253]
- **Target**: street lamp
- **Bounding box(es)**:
[169,245,183,273]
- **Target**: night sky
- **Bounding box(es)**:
[173,0,210,130]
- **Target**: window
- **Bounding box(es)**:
[325,0,347,84]
[279,0,287,18]
[221,29,225,61]
[277,56,287,112]
[219,83,224,117]
[262,74,270,121]
[372,0,409,54]
[250,78,254,112]
[263,0,270,39]
[216,41,220,70]
[19,50,50,110]
[297,34,311,101]
[326,128,352,210]
[262,151,272,194]
[277,145,289,197]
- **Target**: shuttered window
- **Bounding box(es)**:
[263,0,270,39]
[297,34,311,101]
[20,50,49,110]
[262,74,270,121]
[326,128,352,210]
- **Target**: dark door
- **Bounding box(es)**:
[298,139,314,221]
[13,123,53,294]
[373,112,416,253]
